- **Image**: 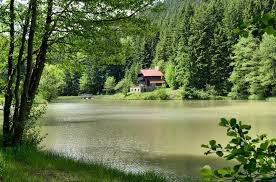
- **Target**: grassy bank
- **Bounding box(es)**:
[54,89,181,102]
[94,88,226,101]
[95,88,182,100]
[0,146,166,182]
[0,95,3,105]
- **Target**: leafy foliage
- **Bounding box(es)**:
[23,103,48,148]
[229,34,276,100]
[201,118,276,181]
[104,76,116,94]
[39,64,65,101]
[164,62,176,89]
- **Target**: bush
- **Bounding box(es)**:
[248,94,265,100]
[125,89,169,100]
[155,89,169,100]
[22,103,48,148]
[142,89,169,100]
[181,86,219,100]
[115,79,132,96]
[201,118,276,181]
[182,87,208,99]
[104,76,116,94]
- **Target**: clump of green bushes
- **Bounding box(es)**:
[126,88,169,100]
[181,86,220,100]
[23,103,47,148]
[143,89,169,100]
[201,118,276,181]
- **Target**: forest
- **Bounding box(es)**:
[61,0,276,100]
[1,0,276,102]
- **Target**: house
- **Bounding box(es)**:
[130,69,165,93]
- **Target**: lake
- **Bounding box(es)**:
[1,99,275,180]
[39,99,276,180]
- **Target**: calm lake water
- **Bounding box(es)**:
[1,100,276,180]
[39,99,276,180]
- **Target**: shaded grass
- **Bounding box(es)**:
[0,146,166,182]
[93,88,182,101]
[55,88,231,102]
[266,97,276,102]
[0,95,4,105]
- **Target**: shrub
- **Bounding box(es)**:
[142,89,169,100]
[155,89,169,100]
[115,79,131,96]
[248,94,265,100]
[143,93,157,100]
[181,86,219,100]
[201,118,276,181]
[22,103,48,148]
[182,87,208,100]
[104,76,116,94]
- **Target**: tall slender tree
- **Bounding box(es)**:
[1,0,155,146]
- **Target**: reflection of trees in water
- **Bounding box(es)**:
[42,101,276,179]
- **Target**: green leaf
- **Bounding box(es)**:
[236,156,246,163]
[241,124,251,130]
[260,141,269,150]
[230,118,237,127]
[201,144,209,149]
[227,131,237,137]
[201,165,213,181]
[231,138,240,145]
[219,118,228,127]
[209,140,216,147]
[216,151,224,157]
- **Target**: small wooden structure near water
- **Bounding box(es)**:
[79,94,93,100]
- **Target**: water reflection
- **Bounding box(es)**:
[38,100,276,179]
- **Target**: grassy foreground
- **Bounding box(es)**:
[0,95,4,105]
[0,146,165,182]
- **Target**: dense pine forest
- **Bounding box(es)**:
[1,0,276,101]
[59,0,276,100]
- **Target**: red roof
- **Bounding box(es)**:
[140,69,164,77]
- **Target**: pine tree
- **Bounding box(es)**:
[188,0,225,90]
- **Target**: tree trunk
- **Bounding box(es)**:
[12,0,54,145]
[3,0,15,147]
[13,0,38,145]
[12,1,32,134]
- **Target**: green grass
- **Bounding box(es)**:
[94,88,182,101]
[0,146,166,182]
[266,97,276,102]
[0,95,4,105]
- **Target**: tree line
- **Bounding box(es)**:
[66,0,276,99]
